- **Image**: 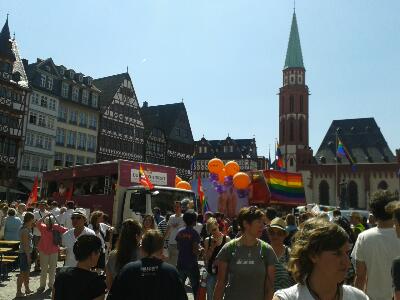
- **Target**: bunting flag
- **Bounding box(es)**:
[264,170,306,205]
[197,177,205,213]
[27,176,38,207]
[337,138,356,170]
[139,164,155,190]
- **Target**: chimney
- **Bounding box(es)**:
[143,101,148,108]
[36,58,43,63]
[21,58,28,70]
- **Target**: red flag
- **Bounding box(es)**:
[139,165,154,190]
[27,176,38,207]
[197,177,204,212]
[65,185,73,200]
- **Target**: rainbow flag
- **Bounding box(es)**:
[197,177,209,213]
[264,170,305,205]
[337,138,356,169]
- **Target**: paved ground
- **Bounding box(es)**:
[0,262,195,300]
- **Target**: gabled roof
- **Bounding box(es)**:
[284,12,304,69]
[141,102,193,143]
[93,72,130,107]
[11,39,28,88]
[315,118,396,165]
[195,137,257,160]
[0,17,15,61]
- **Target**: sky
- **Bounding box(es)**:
[3,0,400,157]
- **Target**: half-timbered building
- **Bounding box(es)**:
[141,102,194,180]
[0,17,30,199]
[94,72,144,162]
[193,136,259,178]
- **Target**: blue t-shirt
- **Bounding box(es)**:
[175,227,200,269]
[4,216,22,241]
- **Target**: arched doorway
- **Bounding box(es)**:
[319,180,330,205]
[348,181,358,208]
[378,180,388,190]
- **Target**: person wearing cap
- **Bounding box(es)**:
[268,218,295,291]
[62,208,95,267]
[350,212,365,239]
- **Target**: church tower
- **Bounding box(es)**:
[279,11,312,172]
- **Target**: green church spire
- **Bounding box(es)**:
[284,12,304,69]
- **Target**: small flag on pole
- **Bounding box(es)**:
[139,165,154,190]
[276,142,284,169]
[337,138,356,171]
[27,176,38,207]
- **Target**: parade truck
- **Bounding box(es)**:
[41,160,195,229]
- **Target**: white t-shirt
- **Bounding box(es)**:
[167,214,184,245]
[51,207,60,216]
[274,283,369,300]
[57,209,74,229]
[62,226,95,267]
[351,226,400,300]
[33,209,48,236]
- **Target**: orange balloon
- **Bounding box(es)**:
[217,168,226,184]
[225,161,240,176]
[208,158,224,174]
[233,172,251,190]
[175,176,182,186]
[176,181,192,190]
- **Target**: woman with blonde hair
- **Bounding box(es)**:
[142,214,157,233]
[204,217,230,300]
[273,217,368,300]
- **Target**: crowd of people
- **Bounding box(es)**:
[0,189,400,299]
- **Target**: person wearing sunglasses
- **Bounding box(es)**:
[62,209,95,267]
[267,218,295,291]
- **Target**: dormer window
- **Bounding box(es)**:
[40,74,46,87]
[59,68,64,76]
[47,77,53,90]
[45,66,51,72]
[79,75,83,82]
[92,93,98,107]
[86,77,92,86]
[72,87,79,101]
[82,90,88,104]
[69,70,75,79]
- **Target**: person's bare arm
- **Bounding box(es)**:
[93,295,105,300]
[20,230,31,265]
[213,260,227,300]
[265,265,275,300]
[354,260,367,291]
[105,267,113,291]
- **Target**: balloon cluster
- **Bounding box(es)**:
[208,158,250,197]
[175,176,192,190]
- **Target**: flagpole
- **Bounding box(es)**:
[335,129,339,208]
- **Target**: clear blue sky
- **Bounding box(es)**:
[4,0,400,157]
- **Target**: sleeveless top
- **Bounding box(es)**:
[207,235,226,273]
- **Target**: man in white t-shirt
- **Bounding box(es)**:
[62,208,95,267]
[352,190,400,300]
[58,201,75,229]
[164,201,185,266]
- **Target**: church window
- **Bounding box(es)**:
[300,95,304,112]
[298,75,303,84]
[299,119,303,142]
[290,120,294,141]
[290,158,294,167]
[280,96,284,113]
[289,96,294,112]
[290,75,295,84]
[319,180,330,205]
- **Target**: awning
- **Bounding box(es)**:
[18,178,34,192]
[0,186,26,195]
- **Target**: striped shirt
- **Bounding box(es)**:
[274,246,295,291]
[158,219,168,248]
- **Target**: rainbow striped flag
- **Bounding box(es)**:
[337,138,356,170]
[264,170,306,205]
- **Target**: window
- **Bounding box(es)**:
[86,157,95,164]
[198,147,202,154]
[58,105,67,121]
[87,135,97,151]
[56,128,65,146]
[72,87,79,101]
[49,98,56,110]
[31,155,39,171]
[65,154,74,167]
[40,158,48,172]
[66,131,76,148]
[29,112,37,125]
[77,132,86,150]
[38,114,46,127]
[31,93,39,105]
[290,158,294,167]
[290,120,294,141]
[47,77,53,90]
[289,95,294,112]
[40,74,46,87]
[69,110,78,124]
[69,70,75,79]
[78,75,83,82]
[48,118,54,129]
[79,112,87,127]
[82,90,88,104]
[26,131,34,146]
[40,96,48,108]
[54,152,63,167]
[89,114,97,129]
[62,83,69,98]
[22,154,30,170]
[300,95,304,112]
[92,93,98,107]
[36,135,44,148]
[299,119,303,142]
[44,136,51,150]
[76,156,85,165]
